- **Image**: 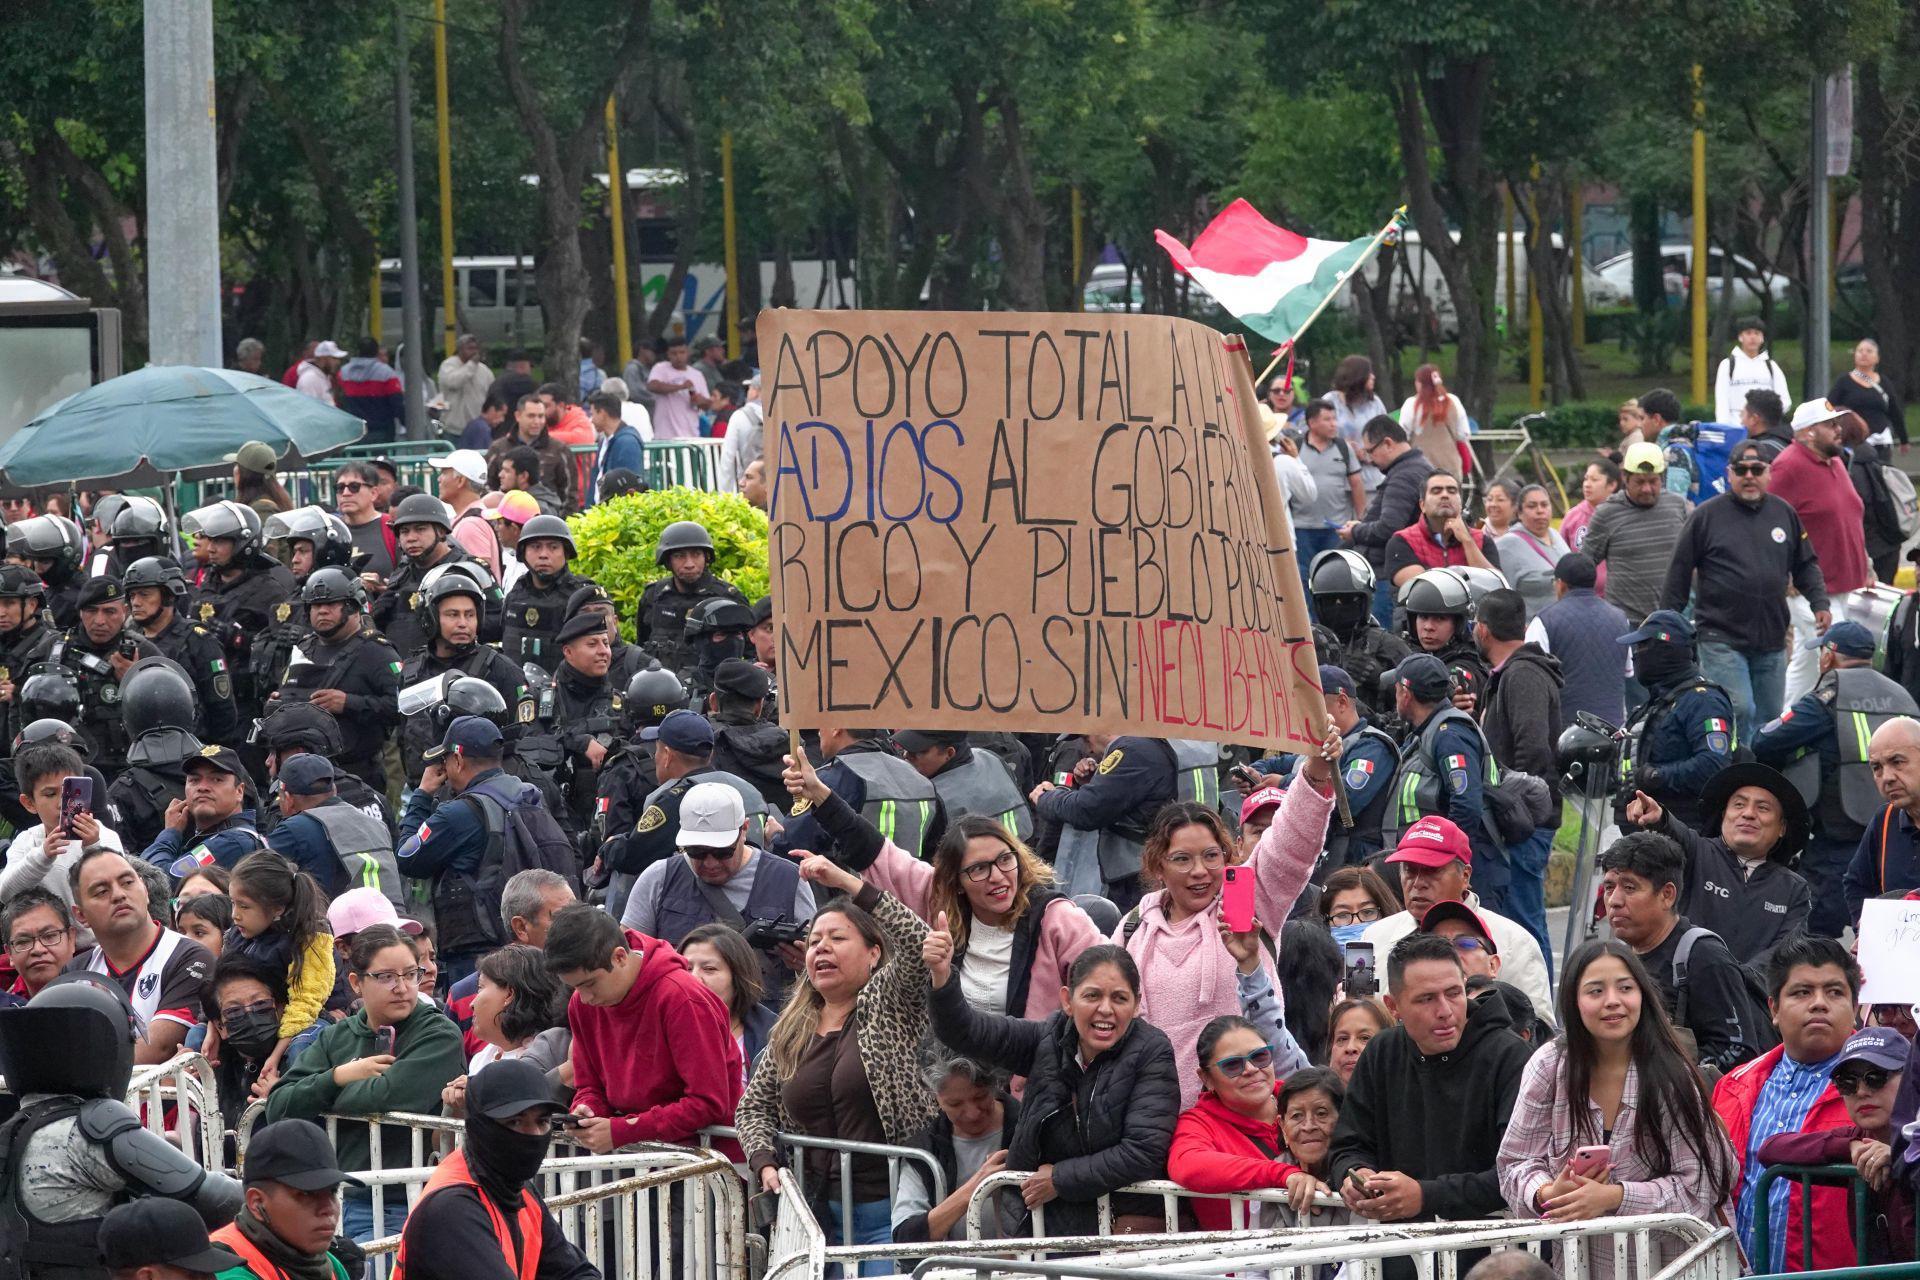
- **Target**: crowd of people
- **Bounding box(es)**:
[3,334,1920,1280]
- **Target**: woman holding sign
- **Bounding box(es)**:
[782,755,1103,1029]
[1120,723,1339,1111]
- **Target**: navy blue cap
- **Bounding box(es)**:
[1384,653,1451,702]
[424,714,504,762]
[279,752,337,796]
[641,708,714,753]
[1835,1025,1911,1073]
[1617,608,1695,646]
[1318,664,1357,700]
[1805,620,1877,659]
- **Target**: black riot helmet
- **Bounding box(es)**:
[121,655,200,739]
[90,494,133,540]
[626,661,688,728]
[124,555,190,600]
[18,663,81,726]
[302,566,368,610]
[0,972,139,1098]
[430,676,509,735]
[258,698,346,759]
[654,520,715,568]
[1308,549,1376,638]
[684,597,756,672]
[390,493,453,534]
[12,716,90,758]
[182,499,261,559]
[422,570,489,643]
[0,563,45,602]
[109,495,171,559]
[1397,567,1474,621]
[1557,719,1622,794]
[265,506,354,571]
[6,514,84,583]
[517,515,576,558]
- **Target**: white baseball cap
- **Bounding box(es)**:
[313,340,348,359]
[678,782,746,849]
[1790,398,1848,431]
[428,449,489,487]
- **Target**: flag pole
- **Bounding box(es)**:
[1253,206,1407,388]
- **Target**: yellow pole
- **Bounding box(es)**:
[1528,168,1544,408]
[1690,64,1709,406]
[1503,187,1516,339]
[1570,180,1585,349]
[433,0,456,359]
[606,96,633,371]
[369,253,382,343]
[721,129,740,359]
[1071,185,1084,311]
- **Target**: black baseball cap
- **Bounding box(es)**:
[711,658,772,701]
[244,1118,365,1191]
[183,743,248,780]
[641,708,715,752]
[469,1057,569,1120]
[1318,665,1357,700]
[1385,653,1451,702]
[279,753,338,796]
[895,729,968,753]
[97,1199,244,1273]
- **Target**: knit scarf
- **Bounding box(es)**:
[238,1203,338,1280]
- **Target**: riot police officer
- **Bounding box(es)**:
[0,564,58,747]
[48,577,162,779]
[1753,620,1918,938]
[501,515,594,672]
[0,975,242,1274]
[370,494,496,658]
[416,675,570,831]
[590,663,689,865]
[705,659,788,808]
[254,507,355,697]
[182,500,296,728]
[255,698,394,838]
[272,567,403,793]
[99,496,173,578]
[681,597,758,704]
[636,521,749,673]
[104,658,207,854]
[1380,653,1508,913]
[1320,664,1399,870]
[565,584,647,686]
[1309,549,1410,723]
[397,573,531,786]
[533,610,625,831]
[1030,732,1176,910]
[5,513,86,628]
[124,557,240,746]
[1615,609,1737,830]
[1398,567,1492,714]
[896,728,1033,842]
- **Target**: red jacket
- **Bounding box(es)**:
[1389,519,1489,572]
[568,929,743,1148]
[1714,1045,1856,1272]
[1167,1084,1302,1231]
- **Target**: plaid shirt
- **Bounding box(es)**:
[1499,1039,1735,1280]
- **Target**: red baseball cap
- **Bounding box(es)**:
[1417,900,1498,955]
[1385,815,1472,868]
[1240,786,1286,825]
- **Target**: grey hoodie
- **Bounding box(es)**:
[1481,642,1565,808]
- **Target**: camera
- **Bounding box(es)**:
[741,917,811,951]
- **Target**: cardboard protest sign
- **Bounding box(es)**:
[761,309,1327,753]
[1857,897,1920,1004]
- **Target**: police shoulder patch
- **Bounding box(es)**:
[517,699,536,724]
[1706,731,1731,755]
[1446,768,1469,793]
[213,674,232,700]
[635,805,667,833]
[1344,759,1374,790]
[1097,749,1124,775]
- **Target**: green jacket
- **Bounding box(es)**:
[216,1254,351,1280]
[263,1002,465,1173]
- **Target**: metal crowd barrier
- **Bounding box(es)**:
[700,1122,947,1244]
[1751,1162,1890,1273]
[124,1051,223,1166]
[964,1169,1334,1239]
[356,1147,745,1280]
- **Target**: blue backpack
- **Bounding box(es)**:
[1658,421,1748,502]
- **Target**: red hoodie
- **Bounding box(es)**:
[568,929,743,1148]
[1167,1084,1303,1231]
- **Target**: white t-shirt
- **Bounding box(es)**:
[959,920,1015,1016]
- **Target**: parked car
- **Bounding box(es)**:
[1587,245,1789,310]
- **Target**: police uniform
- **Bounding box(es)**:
[373,545,490,660]
[253,700,397,840]
[705,659,788,808]
[50,581,163,780]
[1329,715,1400,867]
[275,623,404,793]
[533,614,625,832]
[502,568,595,673]
[189,555,297,721]
[636,573,749,674]
[143,610,240,745]
[0,608,57,749]
[1618,611,1737,831]
[1753,626,1917,938]
[898,730,1033,842]
[249,597,309,702]
[773,735,946,866]
[1035,736,1178,910]
[1312,620,1411,725]
[1380,655,1507,913]
[397,645,532,787]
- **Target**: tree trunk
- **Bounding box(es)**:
[646,81,705,341]
[1514,172,1584,404]
[975,92,1048,311]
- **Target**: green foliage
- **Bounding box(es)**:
[567,490,770,640]
[1526,400,1712,449]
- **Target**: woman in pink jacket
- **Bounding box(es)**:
[783,757,1102,1022]
[1118,725,1339,1110]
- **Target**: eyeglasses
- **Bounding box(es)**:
[960,850,1019,883]
[1833,1067,1894,1096]
[6,926,67,954]
[1729,462,1769,477]
[1327,906,1382,927]
[1165,847,1229,872]
[360,967,424,989]
[1448,936,1491,953]
[336,482,368,495]
[680,846,734,863]
[1210,1045,1278,1079]
[219,998,277,1024]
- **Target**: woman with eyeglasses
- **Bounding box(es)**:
[264,923,465,1243]
[1319,866,1401,945]
[1497,940,1736,1278]
[1120,725,1338,1110]
[1171,1022,1348,1229]
[783,756,1103,1024]
[1759,1027,1915,1263]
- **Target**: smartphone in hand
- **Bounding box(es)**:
[373,1026,396,1057]
[59,776,93,835]
[1222,866,1256,933]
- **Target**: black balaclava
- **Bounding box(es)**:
[1633,638,1692,689]
[464,1059,559,1200]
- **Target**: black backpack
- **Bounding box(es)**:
[436,784,580,952]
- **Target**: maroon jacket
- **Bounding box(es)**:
[1758,1124,1913,1264]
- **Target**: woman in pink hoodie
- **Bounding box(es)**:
[1118,725,1338,1110]
[783,756,1102,1022]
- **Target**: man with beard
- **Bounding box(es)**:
[1615,610,1737,830]
[125,557,241,746]
[501,516,594,673]
[0,563,59,745]
[1383,470,1502,589]
[391,1058,598,1280]
[51,577,162,778]
[271,568,403,794]
[534,612,623,831]
[636,522,748,673]
[1773,399,1874,706]
[183,500,297,727]
[705,659,787,807]
[1309,550,1408,727]
[398,574,530,787]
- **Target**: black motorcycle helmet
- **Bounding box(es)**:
[109,496,171,562]
[121,655,200,740]
[182,499,261,560]
[684,597,756,670]
[1308,549,1376,638]
[258,698,346,759]
[654,520,715,569]
[12,716,89,758]
[17,663,81,725]
[5,515,84,583]
[421,571,489,643]
[430,675,509,734]
[123,555,190,600]
[627,661,688,727]
[1556,719,1620,793]
[0,972,139,1098]
[1398,568,1474,622]
[264,506,354,571]
[302,566,368,609]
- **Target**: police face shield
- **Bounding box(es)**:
[1316,591,1372,638]
[398,671,458,720]
[0,975,140,1098]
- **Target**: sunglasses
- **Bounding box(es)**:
[1210,1045,1278,1079]
[680,846,733,862]
[1729,462,1768,477]
[336,482,368,495]
[1833,1067,1894,1096]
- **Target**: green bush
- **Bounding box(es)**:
[1524,400,1713,449]
[568,490,770,640]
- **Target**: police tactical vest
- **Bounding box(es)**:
[0,1098,109,1280]
[652,848,800,998]
[305,800,407,910]
[837,750,940,858]
[932,750,1032,841]
[503,572,584,672]
[645,767,772,850]
[1782,666,1919,832]
[1329,722,1400,863]
[1623,678,1736,787]
[1168,739,1228,814]
[1383,706,1499,844]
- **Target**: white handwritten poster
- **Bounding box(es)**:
[1856,898,1920,1005]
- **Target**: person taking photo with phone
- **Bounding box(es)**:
[1498,940,1737,1279]
[0,740,123,918]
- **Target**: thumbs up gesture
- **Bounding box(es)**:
[923,911,955,988]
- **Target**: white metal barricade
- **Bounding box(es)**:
[701,1122,948,1239]
[124,1051,222,1166]
[965,1171,1335,1240]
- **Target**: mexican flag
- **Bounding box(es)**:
[1154,199,1393,346]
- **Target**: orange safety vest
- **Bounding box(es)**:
[209,1221,348,1280]
[391,1148,545,1280]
